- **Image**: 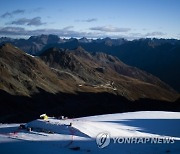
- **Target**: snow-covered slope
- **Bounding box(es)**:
[0,111,180,154]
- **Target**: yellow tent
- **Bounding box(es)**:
[40,114,48,120]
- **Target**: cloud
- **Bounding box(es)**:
[1,9,25,18]
[75,18,98,22]
[1,12,12,18]
[90,26,131,32]
[0,26,103,38]
[62,26,74,30]
[145,32,166,36]
[12,9,25,14]
[0,27,26,35]
[9,17,46,26]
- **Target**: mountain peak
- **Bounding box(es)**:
[0,43,21,54]
[103,37,112,41]
[78,37,90,43]
[28,34,60,44]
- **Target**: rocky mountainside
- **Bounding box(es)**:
[0,43,179,122]
[41,37,180,92]
[40,46,177,101]
[0,43,178,101]
[0,43,76,96]
[1,36,179,93]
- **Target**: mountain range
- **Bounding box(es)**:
[0,43,179,122]
[1,35,180,92]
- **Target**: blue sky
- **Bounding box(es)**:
[0,0,180,39]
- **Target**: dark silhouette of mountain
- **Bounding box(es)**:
[109,39,180,93]
[80,38,180,92]
[95,37,126,46]
[0,35,63,55]
[78,37,92,43]
[0,37,14,43]
[0,43,179,122]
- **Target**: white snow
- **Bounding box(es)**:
[78,111,180,120]
[0,111,180,154]
[25,52,35,58]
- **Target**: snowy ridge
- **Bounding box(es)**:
[0,111,180,154]
[77,111,180,121]
[25,52,35,58]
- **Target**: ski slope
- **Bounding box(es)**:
[0,111,180,154]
